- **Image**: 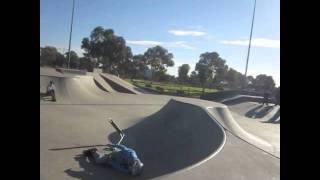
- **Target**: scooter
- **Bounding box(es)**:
[83,118,125,155]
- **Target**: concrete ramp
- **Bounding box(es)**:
[87,72,117,93]
[40,75,71,103]
[40,67,63,77]
[108,99,226,179]
[40,75,109,103]
[100,73,142,94]
[228,102,280,122]
[221,95,265,105]
[56,68,87,75]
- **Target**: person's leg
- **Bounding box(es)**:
[52,91,56,101]
[91,149,111,165]
[49,90,56,101]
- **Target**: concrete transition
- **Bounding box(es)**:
[40,67,279,180]
[100,73,143,94]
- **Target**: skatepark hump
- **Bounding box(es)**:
[40,68,279,180]
[108,99,226,179]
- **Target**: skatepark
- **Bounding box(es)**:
[40,67,280,180]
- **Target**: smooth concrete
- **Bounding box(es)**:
[100,73,142,94]
[228,102,280,157]
[40,67,279,180]
[93,73,117,93]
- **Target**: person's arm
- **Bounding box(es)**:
[109,144,127,151]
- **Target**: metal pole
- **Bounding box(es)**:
[67,0,75,69]
[244,0,257,77]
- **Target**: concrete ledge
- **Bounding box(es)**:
[56,68,87,75]
[100,73,141,94]
[221,95,264,104]
[200,90,263,102]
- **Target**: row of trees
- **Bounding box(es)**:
[40,26,276,93]
[41,26,175,81]
[40,46,94,71]
[81,26,175,80]
[177,52,276,93]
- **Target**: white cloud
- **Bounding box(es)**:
[166,41,196,50]
[219,38,280,48]
[126,40,162,46]
[127,40,196,50]
[168,30,207,36]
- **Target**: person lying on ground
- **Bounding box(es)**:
[83,144,144,176]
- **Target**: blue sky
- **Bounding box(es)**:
[41,0,280,86]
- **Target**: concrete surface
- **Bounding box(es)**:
[88,72,117,93]
[100,73,143,94]
[228,102,280,157]
[40,67,279,180]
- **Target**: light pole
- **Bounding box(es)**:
[244,0,257,78]
[67,0,75,69]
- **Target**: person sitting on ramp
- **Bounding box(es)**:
[46,81,56,101]
[83,119,144,176]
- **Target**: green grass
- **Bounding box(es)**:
[124,79,217,98]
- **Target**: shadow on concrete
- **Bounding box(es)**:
[108,100,225,179]
[245,105,274,119]
[93,79,109,92]
[64,100,225,180]
[244,105,263,117]
[100,74,135,94]
[40,92,53,101]
[263,108,280,124]
[65,154,131,180]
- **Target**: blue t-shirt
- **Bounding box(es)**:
[109,144,139,174]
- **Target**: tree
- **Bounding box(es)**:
[128,54,148,79]
[40,46,66,67]
[81,26,132,74]
[40,46,58,66]
[79,57,94,72]
[246,75,255,90]
[143,46,174,81]
[225,68,237,88]
[65,51,79,69]
[195,52,226,92]
[56,53,66,67]
[252,74,276,92]
[189,71,199,86]
[247,75,255,85]
[274,86,280,105]
[225,68,246,89]
[178,64,190,83]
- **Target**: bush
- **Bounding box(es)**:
[145,83,152,88]
[156,86,164,92]
[176,90,185,96]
